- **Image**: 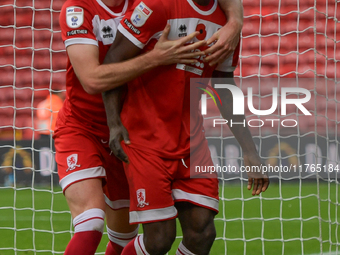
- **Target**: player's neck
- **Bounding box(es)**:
[192,0,211,6]
[101,0,124,7]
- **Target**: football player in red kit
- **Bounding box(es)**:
[57,0,208,254]
[56,0,245,254]
[102,0,269,254]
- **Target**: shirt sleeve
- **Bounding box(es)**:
[117,0,168,49]
[59,2,98,48]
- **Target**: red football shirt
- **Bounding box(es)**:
[57,0,132,139]
[118,0,239,158]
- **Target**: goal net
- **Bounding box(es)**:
[0,0,339,254]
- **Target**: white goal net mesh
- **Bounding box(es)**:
[0,0,339,254]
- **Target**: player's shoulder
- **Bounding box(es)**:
[125,0,169,29]
[130,0,169,14]
[60,0,97,28]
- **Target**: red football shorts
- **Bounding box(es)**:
[122,140,219,224]
[54,126,130,210]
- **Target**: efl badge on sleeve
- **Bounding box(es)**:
[131,2,153,27]
[66,7,84,29]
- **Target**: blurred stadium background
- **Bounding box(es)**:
[0,0,339,254]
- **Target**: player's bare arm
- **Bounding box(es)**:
[204,0,243,65]
[100,31,141,163]
[67,24,206,95]
[100,30,149,162]
[212,70,269,196]
[102,86,130,163]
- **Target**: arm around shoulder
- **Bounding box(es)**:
[67,26,206,95]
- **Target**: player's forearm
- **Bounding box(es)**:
[218,95,257,154]
[218,0,243,28]
[67,43,157,95]
[224,112,257,155]
[84,50,159,95]
[102,86,125,128]
[213,71,257,154]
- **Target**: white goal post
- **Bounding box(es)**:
[0,0,339,254]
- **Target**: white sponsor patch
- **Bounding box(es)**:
[176,63,203,76]
[66,7,84,29]
[131,1,152,27]
[92,15,120,45]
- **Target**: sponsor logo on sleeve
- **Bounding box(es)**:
[66,6,84,29]
[131,1,153,27]
[124,19,141,35]
[66,29,88,36]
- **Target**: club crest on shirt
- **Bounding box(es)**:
[131,2,153,27]
[66,154,81,172]
[136,189,149,208]
[66,6,84,28]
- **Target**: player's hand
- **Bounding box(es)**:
[109,123,130,163]
[153,23,207,65]
[204,20,242,66]
[243,152,269,196]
